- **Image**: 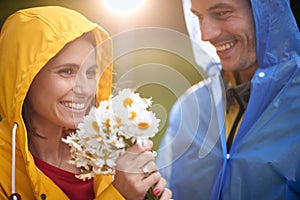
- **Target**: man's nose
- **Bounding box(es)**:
[200,17,222,42]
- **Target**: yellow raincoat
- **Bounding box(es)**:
[0,6,124,199]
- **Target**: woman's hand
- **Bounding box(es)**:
[112,140,172,200]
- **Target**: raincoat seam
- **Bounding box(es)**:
[19,12,72,41]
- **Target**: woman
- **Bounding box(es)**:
[0,6,171,200]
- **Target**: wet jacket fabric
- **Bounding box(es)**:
[0,6,124,199]
[157,0,300,199]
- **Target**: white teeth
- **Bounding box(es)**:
[62,102,85,110]
[216,42,235,51]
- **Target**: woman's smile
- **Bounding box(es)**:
[60,101,86,110]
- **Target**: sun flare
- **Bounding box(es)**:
[103,0,146,14]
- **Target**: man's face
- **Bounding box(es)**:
[191,0,257,72]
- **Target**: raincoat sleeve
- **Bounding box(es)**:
[94,175,125,199]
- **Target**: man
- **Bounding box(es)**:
[157,0,300,199]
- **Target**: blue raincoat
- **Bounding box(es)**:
[157,0,300,199]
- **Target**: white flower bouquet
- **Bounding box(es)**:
[62,88,160,199]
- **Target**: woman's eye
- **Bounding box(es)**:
[58,68,75,77]
[86,69,96,79]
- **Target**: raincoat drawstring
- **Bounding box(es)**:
[9,122,21,200]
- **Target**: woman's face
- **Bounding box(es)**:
[26,34,98,129]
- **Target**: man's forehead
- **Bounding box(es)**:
[191,0,245,13]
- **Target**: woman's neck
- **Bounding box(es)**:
[28,127,80,173]
[28,127,65,164]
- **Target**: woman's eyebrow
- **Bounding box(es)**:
[90,64,98,68]
[54,63,80,69]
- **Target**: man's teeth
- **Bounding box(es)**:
[216,42,234,51]
[62,102,85,110]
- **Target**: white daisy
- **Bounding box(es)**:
[62,88,160,180]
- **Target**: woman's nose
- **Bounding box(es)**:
[73,74,96,96]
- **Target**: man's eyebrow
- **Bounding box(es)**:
[191,3,232,15]
[208,3,233,11]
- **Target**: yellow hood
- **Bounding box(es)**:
[0,5,112,126]
[0,6,121,199]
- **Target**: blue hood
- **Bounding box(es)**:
[252,0,299,69]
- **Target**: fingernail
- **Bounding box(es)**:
[153,188,160,196]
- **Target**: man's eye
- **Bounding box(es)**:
[218,11,227,16]
[192,13,203,22]
[214,11,230,18]
[198,15,204,23]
